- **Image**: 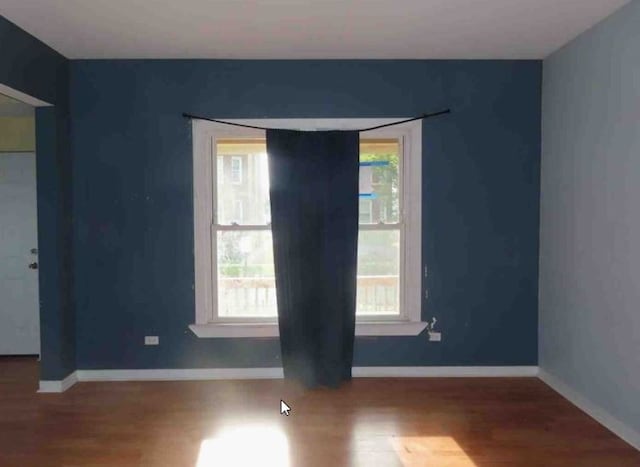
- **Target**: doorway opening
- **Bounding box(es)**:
[0,92,40,356]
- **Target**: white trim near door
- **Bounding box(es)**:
[38,371,78,393]
[0,83,51,107]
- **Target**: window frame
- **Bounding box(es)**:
[191,118,427,337]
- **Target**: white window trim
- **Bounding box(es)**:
[191,118,426,337]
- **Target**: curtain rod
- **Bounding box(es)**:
[182,109,451,132]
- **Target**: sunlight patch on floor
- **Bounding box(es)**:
[196,424,289,467]
[391,436,476,467]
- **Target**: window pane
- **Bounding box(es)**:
[216,139,270,225]
[214,137,402,319]
[217,157,224,186]
[356,229,400,316]
[230,157,243,183]
[359,139,400,224]
[358,199,373,224]
[217,230,276,318]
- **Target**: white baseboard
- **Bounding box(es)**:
[353,366,538,377]
[539,369,640,451]
[38,366,538,392]
[76,367,285,382]
[38,371,78,393]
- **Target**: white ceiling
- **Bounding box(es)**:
[0,0,630,59]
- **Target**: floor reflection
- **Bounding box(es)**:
[196,424,290,467]
[350,414,476,466]
[391,436,476,466]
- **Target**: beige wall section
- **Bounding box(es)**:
[0,117,36,152]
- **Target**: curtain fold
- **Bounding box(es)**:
[267,129,359,388]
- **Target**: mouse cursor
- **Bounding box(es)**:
[280,400,291,416]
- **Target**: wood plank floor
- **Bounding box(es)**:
[1,357,638,466]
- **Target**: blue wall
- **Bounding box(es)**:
[0,16,75,379]
[71,60,541,369]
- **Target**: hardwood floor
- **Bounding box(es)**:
[0,357,638,466]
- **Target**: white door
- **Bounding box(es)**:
[0,152,40,355]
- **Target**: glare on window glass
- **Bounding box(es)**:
[216,139,270,225]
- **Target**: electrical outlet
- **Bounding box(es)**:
[428,331,442,342]
[144,336,159,345]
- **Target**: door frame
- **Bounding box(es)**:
[0,82,53,359]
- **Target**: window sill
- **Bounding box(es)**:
[189,321,428,338]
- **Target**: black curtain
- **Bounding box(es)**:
[267,129,359,388]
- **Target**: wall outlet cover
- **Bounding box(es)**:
[144,336,159,345]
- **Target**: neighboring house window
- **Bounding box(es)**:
[217,157,224,186]
[380,204,388,223]
[191,119,425,337]
[231,156,243,184]
[359,198,373,224]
